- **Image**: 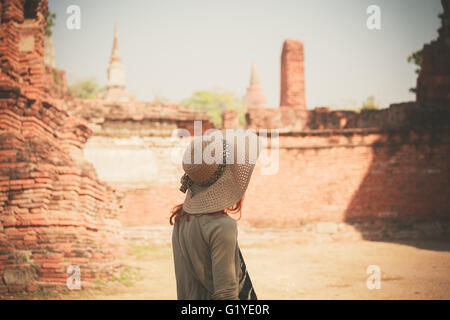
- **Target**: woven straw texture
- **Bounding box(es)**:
[182,129,261,214]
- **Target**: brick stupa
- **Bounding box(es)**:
[243,62,267,108]
[103,22,135,102]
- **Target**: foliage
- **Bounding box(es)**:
[406,9,444,93]
[182,88,246,127]
[361,95,380,111]
[45,10,56,37]
[69,79,105,99]
[406,10,445,93]
[407,49,423,74]
[407,49,423,93]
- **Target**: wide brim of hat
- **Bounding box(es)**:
[182,129,260,214]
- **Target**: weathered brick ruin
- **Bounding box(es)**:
[71,99,214,226]
[222,109,240,130]
[280,39,306,109]
[0,0,124,294]
[417,0,450,108]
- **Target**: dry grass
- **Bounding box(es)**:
[7,238,450,300]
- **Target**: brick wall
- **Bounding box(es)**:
[0,0,124,294]
[244,130,449,227]
[245,102,449,131]
[222,109,240,129]
[416,0,450,108]
[114,128,449,238]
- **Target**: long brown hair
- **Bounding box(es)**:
[169,195,245,225]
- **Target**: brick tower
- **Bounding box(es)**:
[280,39,306,108]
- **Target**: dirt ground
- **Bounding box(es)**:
[6,227,450,300]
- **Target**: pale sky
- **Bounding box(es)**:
[49,0,443,109]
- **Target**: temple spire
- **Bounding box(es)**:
[110,22,121,62]
[250,61,260,86]
[106,21,126,90]
[243,62,267,108]
[104,22,135,101]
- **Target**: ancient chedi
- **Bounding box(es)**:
[243,62,267,108]
[280,39,306,108]
[103,22,135,102]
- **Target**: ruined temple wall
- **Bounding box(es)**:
[222,109,240,129]
[0,0,124,293]
[113,129,449,237]
[83,135,188,186]
[245,101,449,131]
[0,98,125,293]
[82,134,188,226]
[43,66,71,99]
[416,0,450,108]
[76,100,214,188]
[244,130,449,229]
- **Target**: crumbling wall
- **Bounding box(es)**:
[112,127,449,242]
[43,66,71,99]
[68,98,214,227]
[243,129,449,229]
[67,99,214,137]
[416,0,450,108]
[222,109,240,129]
[0,0,124,294]
[245,102,449,131]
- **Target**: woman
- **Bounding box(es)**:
[170,129,260,300]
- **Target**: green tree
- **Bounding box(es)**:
[45,10,56,37]
[407,49,423,93]
[69,79,105,99]
[361,95,379,111]
[182,88,245,127]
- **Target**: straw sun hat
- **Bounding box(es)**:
[180,129,262,214]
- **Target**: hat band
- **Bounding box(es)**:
[179,139,230,195]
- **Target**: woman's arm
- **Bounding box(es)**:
[207,217,239,300]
